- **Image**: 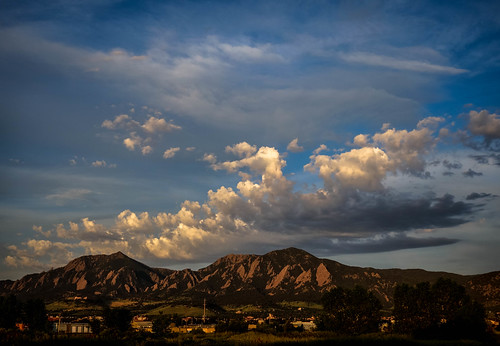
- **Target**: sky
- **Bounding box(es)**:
[1,0,500,280]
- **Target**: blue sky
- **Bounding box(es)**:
[1,0,500,279]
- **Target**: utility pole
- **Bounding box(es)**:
[203,298,206,324]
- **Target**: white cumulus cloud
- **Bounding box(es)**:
[287,138,304,153]
[163,147,180,159]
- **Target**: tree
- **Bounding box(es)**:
[103,307,131,332]
[152,314,171,335]
[393,282,434,334]
[393,278,487,339]
[23,298,48,332]
[0,295,20,329]
[319,285,382,334]
[89,317,102,335]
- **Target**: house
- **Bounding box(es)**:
[291,321,316,331]
[52,317,93,334]
[53,321,92,334]
[131,315,153,332]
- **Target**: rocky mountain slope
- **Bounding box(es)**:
[1,248,498,310]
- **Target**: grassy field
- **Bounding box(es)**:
[278,301,323,310]
[45,298,323,317]
[8,332,494,345]
[46,300,104,315]
[222,304,267,314]
[147,304,209,317]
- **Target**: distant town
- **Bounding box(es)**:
[2,278,500,345]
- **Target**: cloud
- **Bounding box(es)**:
[116,210,153,231]
[211,145,287,184]
[465,192,493,200]
[287,138,304,153]
[4,254,45,269]
[33,225,51,237]
[202,153,217,165]
[468,110,500,141]
[163,147,180,159]
[462,169,483,178]
[101,114,135,129]
[353,134,370,147]
[46,189,93,205]
[307,233,459,255]
[142,116,182,133]
[372,127,437,175]
[417,116,445,129]
[442,160,462,170]
[0,28,426,146]
[225,142,257,158]
[26,158,472,264]
[306,147,391,191]
[216,42,284,63]
[102,112,181,155]
[5,240,75,270]
[92,160,108,167]
[123,134,142,151]
[3,120,481,270]
[313,144,328,155]
[142,145,153,155]
[339,52,468,75]
[306,126,438,191]
[459,110,500,151]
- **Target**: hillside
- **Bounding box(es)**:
[1,248,498,310]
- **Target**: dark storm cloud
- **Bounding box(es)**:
[302,233,459,256]
[466,192,494,200]
[470,155,491,164]
[470,154,500,165]
[462,169,483,178]
[254,192,474,237]
[442,160,462,170]
[344,193,473,232]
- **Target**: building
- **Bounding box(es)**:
[131,315,153,333]
[53,321,92,334]
[291,321,316,331]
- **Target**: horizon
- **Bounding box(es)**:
[1,1,500,280]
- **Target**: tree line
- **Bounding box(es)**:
[0,295,48,332]
[318,278,488,340]
[0,277,490,341]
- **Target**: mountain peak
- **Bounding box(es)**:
[265,247,317,259]
[109,251,128,259]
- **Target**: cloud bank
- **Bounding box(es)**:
[6,117,484,270]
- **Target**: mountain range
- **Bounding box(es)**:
[1,248,499,310]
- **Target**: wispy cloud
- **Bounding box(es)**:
[45,189,93,206]
[339,52,468,75]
